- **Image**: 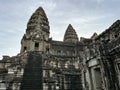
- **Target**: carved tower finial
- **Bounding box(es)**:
[20,7,50,53]
[64,24,78,43]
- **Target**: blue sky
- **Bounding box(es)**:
[0,0,120,59]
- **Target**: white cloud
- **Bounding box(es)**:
[50,12,113,40]
[92,0,104,3]
[0,56,2,60]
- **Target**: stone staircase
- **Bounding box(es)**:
[20,52,43,90]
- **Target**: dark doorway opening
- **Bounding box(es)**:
[35,42,39,50]
[24,46,27,52]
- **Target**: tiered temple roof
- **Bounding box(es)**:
[64,24,78,43]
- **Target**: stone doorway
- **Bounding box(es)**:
[93,68,103,90]
[64,75,82,90]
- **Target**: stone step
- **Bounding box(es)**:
[20,52,43,90]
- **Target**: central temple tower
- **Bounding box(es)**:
[20,7,50,53]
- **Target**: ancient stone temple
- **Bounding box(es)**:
[0,7,120,90]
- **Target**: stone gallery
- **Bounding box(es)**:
[0,7,120,90]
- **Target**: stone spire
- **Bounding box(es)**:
[64,24,78,43]
[20,7,50,53]
[25,7,50,39]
